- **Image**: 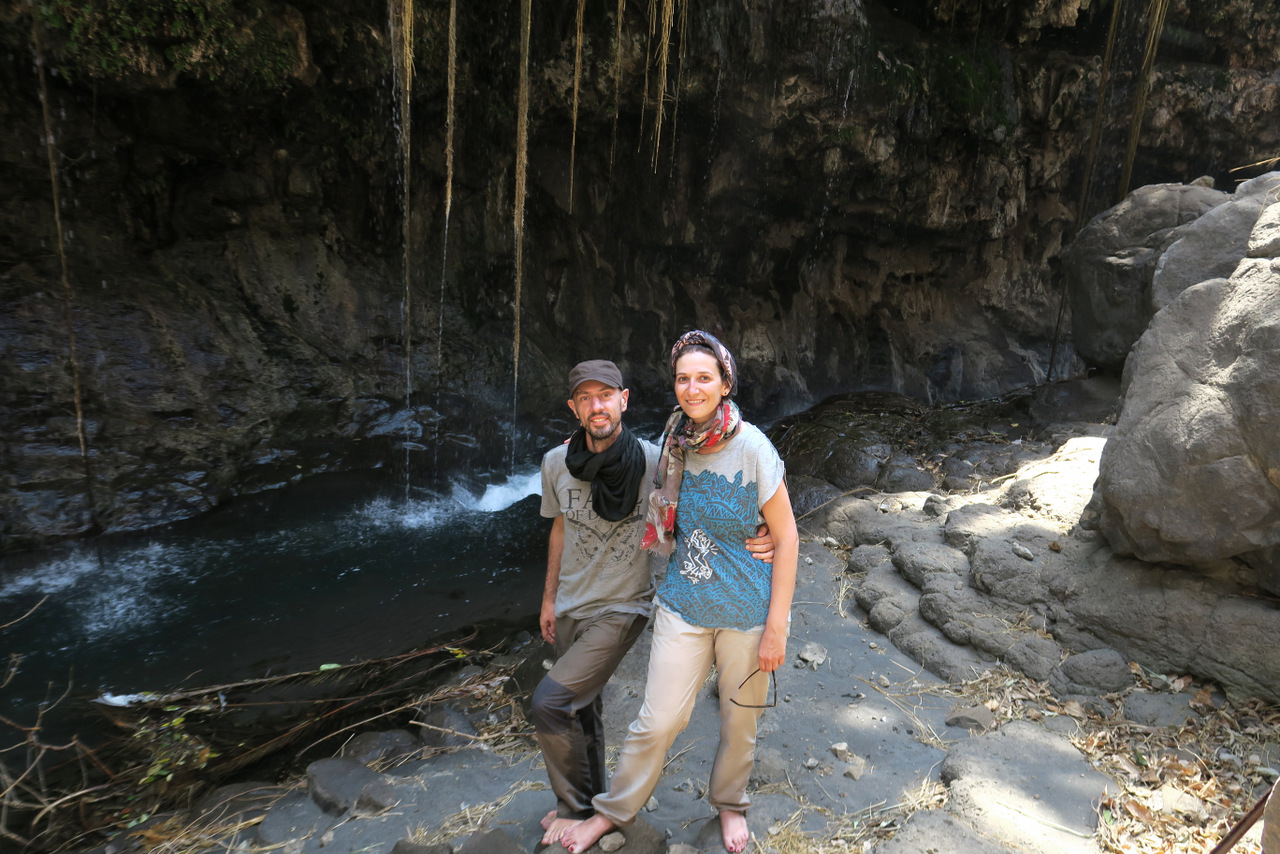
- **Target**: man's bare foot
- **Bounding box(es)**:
[540,814,582,845]
[561,813,616,853]
[719,809,750,853]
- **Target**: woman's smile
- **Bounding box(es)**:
[674,351,730,425]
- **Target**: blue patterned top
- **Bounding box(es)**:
[656,422,786,629]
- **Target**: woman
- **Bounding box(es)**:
[564,330,799,854]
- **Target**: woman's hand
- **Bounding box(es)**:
[758,624,787,673]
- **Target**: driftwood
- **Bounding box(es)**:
[2,629,494,851]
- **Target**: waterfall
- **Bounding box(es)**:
[391,0,415,496]
[512,0,532,471]
[32,19,97,535]
[435,0,457,478]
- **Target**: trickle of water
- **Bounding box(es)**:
[390,0,415,498]
[511,0,533,472]
[435,0,457,479]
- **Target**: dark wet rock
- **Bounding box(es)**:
[787,473,845,523]
[390,841,452,854]
[416,703,481,749]
[339,730,422,767]
[306,757,391,815]
[456,830,525,853]
[255,792,332,847]
[192,781,282,825]
[877,452,937,492]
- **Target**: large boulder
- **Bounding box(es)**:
[1093,189,1280,595]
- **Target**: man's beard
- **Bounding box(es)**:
[585,418,619,443]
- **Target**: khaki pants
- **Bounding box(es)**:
[1264,784,1279,854]
[591,605,769,825]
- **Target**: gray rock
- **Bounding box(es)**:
[1095,240,1280,594]
[1122,691,1195,728]
[892,541,970,588]
[847,543,893,573]
[1044,547,1280,703]
[941,720,1116,853]
[1049,648,1134,696]
[945,705,998,732]
[1248,200,1280,257]
[1063,180,1227,369]
[873,809,1014,854]
[1002,634,1062,682]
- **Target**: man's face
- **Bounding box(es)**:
[568,380,629,451]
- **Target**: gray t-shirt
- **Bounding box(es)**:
[540,438,662,621]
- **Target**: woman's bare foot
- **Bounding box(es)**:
[540,813,582,845]
[719,809,750,853]
[561,813,616,853]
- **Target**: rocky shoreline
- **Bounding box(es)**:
[72,398,1279,854]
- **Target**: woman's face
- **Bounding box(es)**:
[674,350,730,425]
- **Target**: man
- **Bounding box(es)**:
[534,360,773,846]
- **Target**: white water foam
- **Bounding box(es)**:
[359,470,542,529]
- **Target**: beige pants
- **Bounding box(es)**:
[1264,784,1279,854]
[591,604,768,825]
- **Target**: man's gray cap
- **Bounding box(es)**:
[567,360,624,396]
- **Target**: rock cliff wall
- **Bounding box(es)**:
[2,0,1277,549]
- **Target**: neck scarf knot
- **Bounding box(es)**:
[564,424,647,521]
[641,400,741,555]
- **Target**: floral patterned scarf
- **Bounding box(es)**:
[641,330,741,555]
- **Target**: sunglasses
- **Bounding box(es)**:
[729,668,777,708]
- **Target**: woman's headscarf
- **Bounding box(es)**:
[640,330,742,555]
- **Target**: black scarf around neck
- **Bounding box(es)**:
[564,424,647,521]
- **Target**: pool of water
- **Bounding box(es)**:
[0,467,548,736]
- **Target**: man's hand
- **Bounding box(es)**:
[745,524,775,563]
[540,599,557,645]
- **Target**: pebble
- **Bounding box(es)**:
[1012,542,1035,561]
[599,831,627,852]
